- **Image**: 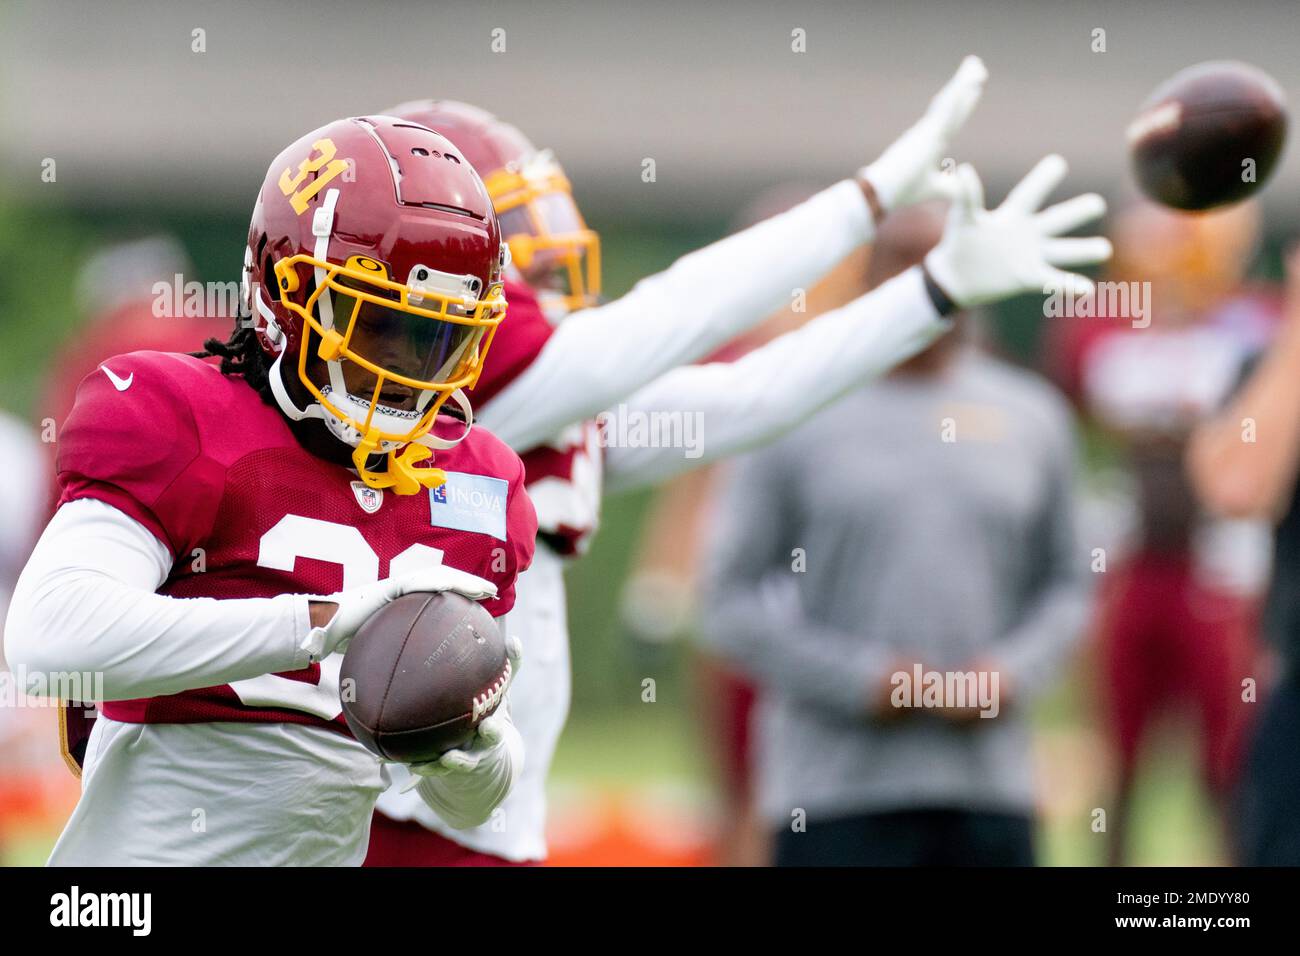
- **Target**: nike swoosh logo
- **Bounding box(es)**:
[100,365,134,391]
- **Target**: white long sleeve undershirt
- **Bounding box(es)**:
[478,179,875,452]
[3,498,312,701]
[602,266,949,494]
[5,497,522,828]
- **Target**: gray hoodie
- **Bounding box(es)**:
[699,350,1088,825]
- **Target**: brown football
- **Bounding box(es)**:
[1127,60,1287,211]
[340,591,509,763]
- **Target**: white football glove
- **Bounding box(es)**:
[924,154,1112,309]
[860,54,988,212]
[301,565,498,661]
[403,636,525,830]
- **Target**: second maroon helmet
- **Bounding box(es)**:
[385,100,600,318]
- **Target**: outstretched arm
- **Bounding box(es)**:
[479,57,988,452]
[603,268,946,492]
[604,155,1111,493]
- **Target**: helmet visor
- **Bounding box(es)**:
[328,285,484,388]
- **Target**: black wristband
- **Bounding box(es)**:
[920,264,958,317]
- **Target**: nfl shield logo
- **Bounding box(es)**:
[350,481,383,514]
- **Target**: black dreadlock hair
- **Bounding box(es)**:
[191,320,277,406]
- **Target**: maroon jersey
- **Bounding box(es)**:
[56,350,536,733]
[470,280,603,556]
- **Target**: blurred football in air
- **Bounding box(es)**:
[340,590,509,763]
[1128,60,1287,211]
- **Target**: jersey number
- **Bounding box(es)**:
[227,515,444,719]
[278,138,350,215]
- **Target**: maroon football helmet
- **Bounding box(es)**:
[243,116,509,493]
[384,100,600,319]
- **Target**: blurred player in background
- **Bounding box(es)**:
[1049,200,1276,865]
[699,203,1088,866]
[0,414,44,629]
[1187,244,1300,865]
[371,57,1113,864]
[0,412,47,862]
